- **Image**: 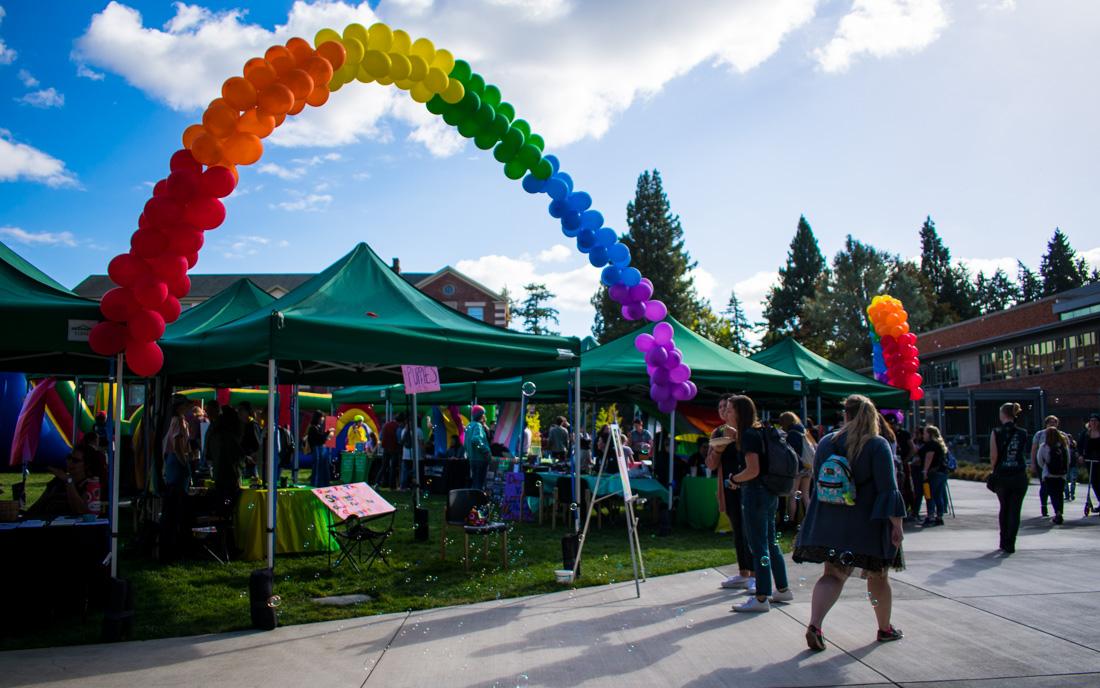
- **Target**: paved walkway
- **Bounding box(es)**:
[3,479,1099,687]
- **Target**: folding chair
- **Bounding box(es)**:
[327,510,395,573]
[441,488,508,570]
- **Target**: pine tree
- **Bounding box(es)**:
[761,215,826,347]
[591,170,703,342]
[976,268,1019,313]
[723,290,752,355]
[918,216,978,325]
[1090,267,1100,284]
[518,282,560,335]
[1017,261,1043,302]
[1039,228,1089,296]
[886,260,933,333]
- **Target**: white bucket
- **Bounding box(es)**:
[554,569,575,584]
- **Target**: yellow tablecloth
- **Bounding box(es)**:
[235,487,336,561]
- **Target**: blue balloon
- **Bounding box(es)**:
[601,265,622,286]
[544,154,560,175]
[566,191,592,213]
[556,172,574,193]
[580,209,604,230]
[548,199,567,218]
[577,228,597,252]
[561,212,582,230]
[608,243,630,267]
[562,223,581,239]
[588,246,609,267]
[546,178,569,201]
[522,174,546,194]
[595,227,616,248]
[620,267,641,287]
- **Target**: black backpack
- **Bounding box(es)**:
[760,426,799,496]
[994,424,1028,476]
[1047,440,1068,475]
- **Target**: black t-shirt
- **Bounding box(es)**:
[926,442,946,473]
[738,427,766,485]
[896,429,912,461]
[1079,432,1100,462]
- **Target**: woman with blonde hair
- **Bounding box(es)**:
[989,402,1030,554]
[921,425,949,527]
[794,394,906,650]
[779,411,814,526]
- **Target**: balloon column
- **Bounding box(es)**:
[88,22,695,410]
[866,295,924,401]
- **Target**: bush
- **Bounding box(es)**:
[953,461,993,482]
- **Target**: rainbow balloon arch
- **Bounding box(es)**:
[88,21,695,413]
[866,295,924,402]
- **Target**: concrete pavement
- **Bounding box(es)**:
[3,478,1099,688]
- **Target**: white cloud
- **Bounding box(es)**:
[75,63,105,80]
[17,69,37,87]
[733,269,778,328]
[537,244,571,263]
[958,255,1018,277]
[0,129,79,188]
[272,193,332,212]
[16,87,64,108]
[257,152,342,180]
[0,226,77,247]
[0,5,14,65]
[456,251,599,315]
[815,0,949,73]
[1080,247,1100,272]
[980,0,1015,10]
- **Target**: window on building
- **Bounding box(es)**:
[920,360,959,388]
[467,306,484,320]
[1059,303,1100,321]
[979,329,1099,382]
[442,283,456,296]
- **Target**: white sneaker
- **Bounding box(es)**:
[745,577,757,595]
[720,574,750,589]
[771,589,794,603]
[733,596,771,613]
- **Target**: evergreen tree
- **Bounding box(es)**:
[518,282,559,335]
[918,216,978,325]
[723,290,752,355]
[976,268,1019,313]
[1090,267,1100,284]
[690,306,733,350]
[886,260,933,333]
[1017,261,1043,302]
[1039,228,1089,296]
[591,170,703,342]
[761,215,826,347]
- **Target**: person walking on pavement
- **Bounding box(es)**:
[1031,415,1063,517]
[1036,426,1069,525]
[989,402,1030,554]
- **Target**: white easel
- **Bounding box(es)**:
[571,423,646,597]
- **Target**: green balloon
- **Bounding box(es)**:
[442,106,463,127]
[467,73,485,95]
[511,119,531,138]
[458,118,480,138]
[450,60,472,81]
[526,133,545,151]
[425,95,447,116]
[491,112,511,138]
[460,90,481,114]
[493,140,519,163]
[496,102,516,121]
[474,102,495,127]
[503,158,527,180]
[532,157,554,180]
[474,132,498,150]
[517,143,541,168]
[482,84,502,107]
[502,126,525,149]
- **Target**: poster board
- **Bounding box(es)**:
[401,365,440,394]
[312,482,395,521]
[609,423,633,502]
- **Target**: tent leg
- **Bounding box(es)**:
[110,355,123,579]
[266,360,277,571]
[816,396,823,429]
[290,384,300,484]
[573,367,581,533]
[412,393,420,509]
[801,395,808,425]
[72,377,81,446]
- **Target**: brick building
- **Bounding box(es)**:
[916,282,1100,454]
[74,256,510,327]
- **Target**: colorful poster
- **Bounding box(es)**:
[500,470,531,522]
[311,482,395,521]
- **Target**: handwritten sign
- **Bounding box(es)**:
[311,482,395,521]
[402,365,441,394]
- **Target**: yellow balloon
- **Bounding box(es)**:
[408,54,429,81]
[441,77,465,104]
[410,37,435,62]
[376,74,395,86]
[389,53,412,80]
[410,82,434,103]
[333,62,357,87]
[343,23,368,47]
[394,78,415,91]
[356,64,375,83]
[363,50,392,79]
[390,29,411,54]
[314,28,342,48]
[367,23,393,51]
[425,66,449,92]
[432,48,455,74]
[343,37,365,65]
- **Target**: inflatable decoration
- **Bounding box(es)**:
[866,295,923,401]
[89,22,694,408]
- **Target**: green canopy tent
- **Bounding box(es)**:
[749,338,910,420]
[164,277,274,339]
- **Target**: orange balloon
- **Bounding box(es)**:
[265,45,296,75]
[211,161,240,184]
[282,69,314,100]
[222,76,257,110]
[305,85,329,107]
[273,112,287,127]
[243,57,278,90]
[316,40,346,71]
[236,109,276,138]
[190,134,223,166]
[285,37,314,64]
[182,124,205,149]
[257,83,295,116]
[288,97,306,116]
[202,99,239,138]
[302,56,334,87]
[222,133,263,166]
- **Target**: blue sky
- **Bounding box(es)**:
[1,0,1097,339]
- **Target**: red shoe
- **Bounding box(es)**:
[806,624,825,652]
[877,626,903,643]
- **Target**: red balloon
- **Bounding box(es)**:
[152,179,169,198]
[200,166,237,198]
[129,308,166,342]
[183,197,226,230]
[144,196,183,226]
[107,253,147,288]
[167,229,204,255]
[134,276,168,309]
[910,387,925,401]
[147,255,188,281]
[131,229,168,259]
[185,251,199,269]
[166,168,202,200]
[138,213,150,232]
[906,372,923,389]
[167,273,191,299]
[157,295,182,323]
[170,149,202,175]
[89,322,129,356]
[100,287,138,321]
[126,340,164,377]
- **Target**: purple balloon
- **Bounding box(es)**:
[646,363,657,376]
[663,349,683,369]
[661,338,676,352]
[645,346,668,367]
[685,380,698,400]
[634,333,656,352]
[653,321,674,345]
[622,302,646,321]
[609,283,630,303]
[645,299,668,322]
[628,279,654,303]
[650,383,670,402]
[671,381,692,401]
[657,398,677,414]
[669,364,691,384]
[651,366,670,385]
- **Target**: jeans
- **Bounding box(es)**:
[1043,476,1065,517]
[310,449,330,488]
[910,467,925,517]
[470,459,489,491]
[1037,471,1049,511]
[740,482,788,598]
[995,472,1029,552]
[378,450,400,489]
[927,471,948,518]
[400,459,413,489]
[724,488,753,574]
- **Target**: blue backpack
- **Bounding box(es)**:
[816,439,856,506]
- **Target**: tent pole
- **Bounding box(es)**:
[72,376,80,446]
[801,394,808,425]
[668,412,675,507]
[290,383,300,484]
[573,366,581,533]
[816,395,822,430]
[110,355,123,579]
[265,359,276,571]
[412,392,421,509]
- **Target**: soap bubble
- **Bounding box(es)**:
[798,576,807,588]
[795,490,802,501]
[827,548,837,559]
[266,595,282,608]
[760,555,771,568]
[839,551,855,566]
[783,514,790,522]
[570,503,579,512]
[870,598,879,607]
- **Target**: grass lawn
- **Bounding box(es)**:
[2,470,795,651]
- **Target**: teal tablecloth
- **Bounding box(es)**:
[678,476,720,530]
